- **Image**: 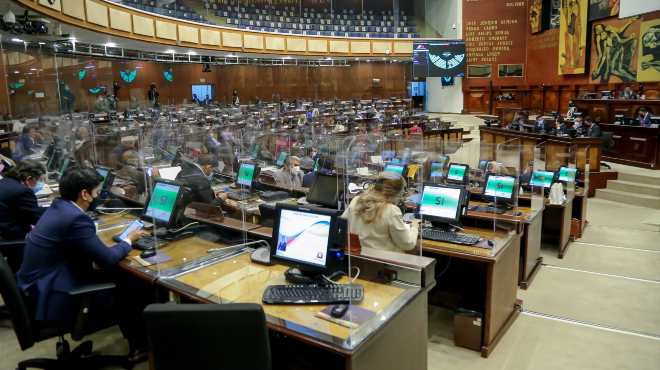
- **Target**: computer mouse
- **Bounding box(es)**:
[250,246,272,265]
[140,249,157,259]
[487,240,494,247]
[330,304,349,318]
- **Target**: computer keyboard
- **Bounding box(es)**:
[133,235,168,251]
[421,228,481,246]
[227,191,253,201]
[470,205,506,214]
[262,284,364,305]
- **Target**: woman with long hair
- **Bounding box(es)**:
[341,173,418,252]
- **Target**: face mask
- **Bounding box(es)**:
[88,196,102,212]
[31,181,45,194]
[293,166,301,172]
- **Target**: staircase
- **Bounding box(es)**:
[596,171,660,209]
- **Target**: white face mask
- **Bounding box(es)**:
[293,166,301,172]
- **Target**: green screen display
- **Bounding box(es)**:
[430,162,444,177]
[420,186,462,221]
[237,164,256,187]
[145,182,180,223]
[276,151,288,166]
[484,175,515,199]
[531,171,555,188]
[447,164,466,181]
[251,144,261,158]
[384,164,405,175]
[558,167,577,183]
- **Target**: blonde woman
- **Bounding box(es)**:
[341,173,419,252]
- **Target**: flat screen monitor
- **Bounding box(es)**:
[236,163,257,188]
[483,174,517,201]
[558,167,577,183]
[530,170,556,188]
[419,184,464,224]
[95,166,115,190]
[251,143,261,158]
[412,40,466,78]
[478,160,490,171]
[446,163,469,184]
[158,166,182,181]
[276,151,288,167]
[306,173,341,208]
[429,162,445,179]
[144,181,182,226]
[271,204,337,272]
[384,164,406,176]
[409,81,426,97]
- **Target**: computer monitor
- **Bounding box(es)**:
[251,143,261,158]
[558,167,577,183]
[236,163,259,189]
[271,203,338,274]
[306,173,342,208]
[158,166,182,181]
[478,160,490,171]
[530,170,556,188]
[429,162,445,180]
[446,163,469,184]
[58,158,74,180]
[384,164,406,177]
[276,151,288,167]
[419,184,465,224]
[143,180,184,227]
[482,174,517,203]
[95,165,115,191]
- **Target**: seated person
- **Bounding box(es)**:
[274,156,304,189]
[621,86,638,100]
[638,107,652,127]
[506,111,528,131]
[176,154,226,204]
[573,116,585,135]
[341,173,418,253]
[583,116,602,138]
[13,126,41,160]
[302,155,333,188]
[17,167,148,359]
[0,160,47,271]
[556,118,575,135]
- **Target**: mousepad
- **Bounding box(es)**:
[316,305,376,329]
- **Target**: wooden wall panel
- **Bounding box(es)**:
[372,42,392,54]
[244,34,264,50]
[200,29,221,46]
[86,0,109,28]
[286,38,306,52]
[308,40,328,53]
[62,0,85,20]
[109,8,132,32]
[222,32,243,48]
[329,40,349,53]
[265,36,285,51]
[393,42,413,54]
[133,15,154,37]
[350,41,371,54]
[156,21,177,40]
[38,0,61,11]
[178,25,199,44]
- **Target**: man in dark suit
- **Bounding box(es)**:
[584,116,602,138]
[0,160,47,240]
[176,154,225,204]
[17,167,147,359]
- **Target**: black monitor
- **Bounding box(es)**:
[419,184,466,225]
[95,165,116,196]
[275,151,288,167]
[143,180,185,227]
[271,203,338,275]
[482,174,517,205]
[383,163,407,177]
[58,158,74,180]
[306,173,341,208]
[530,170,556,189]
[446,163,469,184]
[236,162,259,189]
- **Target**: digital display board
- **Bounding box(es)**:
[413,41,466,78]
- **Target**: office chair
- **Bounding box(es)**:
[144,303,272,370]
[0,253,132,370]
[600,131,615,170]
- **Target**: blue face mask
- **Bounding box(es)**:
[31,181,45,194]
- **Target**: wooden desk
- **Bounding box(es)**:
[600,124,660,169]
[464,200,544,289]
[574,98,660,124]
[421,227,521,357]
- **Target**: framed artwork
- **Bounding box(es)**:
[530,0,544,34]
[498,64,525,78]
[588,0,620,21]
[558,0,588,75]
[590,18,640,83]
[468,65,492,78]
[637,18,660,82]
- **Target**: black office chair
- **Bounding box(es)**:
[0,253,132,370]
[600,131,615,170]
[144,303,271,370]
[0,238,25,321]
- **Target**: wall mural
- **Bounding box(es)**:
[558,0,588,74]
[637,18,660,82]
[530,0,544,34]
[590,17,639,83]
[588,0,620,21]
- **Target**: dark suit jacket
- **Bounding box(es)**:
[17,199,131,322]
[0,177,45,240]
[176,168,215,203]
[587,124,602,138]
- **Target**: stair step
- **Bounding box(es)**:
[595,189,660,209]
[617,172,660,186]
[607,180,660,196]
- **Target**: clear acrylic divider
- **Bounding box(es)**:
[493,141,522,245]
[529,142,547,213]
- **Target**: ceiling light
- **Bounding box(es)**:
[11,38,23,43]
[105,42,117,47]
[30,68,37,71]
[164,49,175,54]
[69,37,77,42]
[283,56,292,60]
[325,57,332,60]
[187,50,196,55]
[38,42,46,45]
[227,54,235,58]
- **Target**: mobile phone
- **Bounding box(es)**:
[113,220,144,242]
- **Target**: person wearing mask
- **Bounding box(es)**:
[0,159,47,239]
[176,154,226,204]
[638,107,652,127]
[573,116,585,135]
[17,167,149,361]
[148,83,159,108]
[341,173,418,252]
[274,156,304,189]
[232,89,240,106]
[583,116,602,138]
